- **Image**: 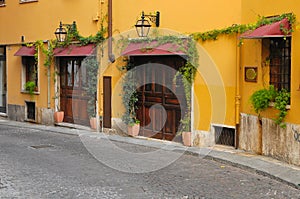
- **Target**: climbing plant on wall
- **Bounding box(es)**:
[119,35,198,132]
[191,13,296,42]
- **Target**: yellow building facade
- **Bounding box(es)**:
[239,1,300,165]
[0,0,299,165]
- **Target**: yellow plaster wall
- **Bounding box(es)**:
[114,0,241,34]
[110,1,242,131]
[7,45,53,108]
[0,0,100,44]
[1,0,101,112]
[240,1,300,124]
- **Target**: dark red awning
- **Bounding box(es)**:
[240,18,291,39]
[121,41,186,56]
[53,44,96,57]
[14,46,36,56]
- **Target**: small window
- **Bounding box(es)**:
[22,57,38,91]
[0,0,5,5]
[269,38,291,91]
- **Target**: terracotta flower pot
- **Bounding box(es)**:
[182,131,192,147]
[54,111,64,123]
[90,117,97,130]
[128,123,140,137]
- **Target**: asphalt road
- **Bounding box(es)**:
[0,124,299,199]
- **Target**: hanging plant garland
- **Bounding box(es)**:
[119,35,199,133]
[191,13,296,42]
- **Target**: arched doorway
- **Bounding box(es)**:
[131,55,187,141]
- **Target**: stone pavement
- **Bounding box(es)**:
[0,118,299,190]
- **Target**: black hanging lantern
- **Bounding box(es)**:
[54,22,67,42]
[135,11,160,37]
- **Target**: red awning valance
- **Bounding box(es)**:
[240,18,291,39]
[14,46,36,56]
[53,44,96,57]
[121,40,186,56]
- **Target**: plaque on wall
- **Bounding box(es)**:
[245,67,257,82]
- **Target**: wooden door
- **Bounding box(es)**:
[103,76,112,128]
[133,56,187,141]
[60,58,89,125]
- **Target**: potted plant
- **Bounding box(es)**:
[121,62,140,136]
[83,56,99,130]
[54,106,64,123]
[24,80,36,99]
[175,62,195,146]
[127,119,140,137]
[250,85,290,128]
[180,116,192,146]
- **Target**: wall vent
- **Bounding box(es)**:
[25,101,35,121]
[214,125,235,147]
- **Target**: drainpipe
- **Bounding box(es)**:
[108,0,115,63]
[235,39,241,149]
[47,40,51,109]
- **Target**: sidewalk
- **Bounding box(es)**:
[0,118,299,189]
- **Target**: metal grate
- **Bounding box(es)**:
[214,126,235,147]
[26,101,35,120]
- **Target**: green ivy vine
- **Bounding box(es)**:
[82,56,99,118]
[119,35,198,131]
[191,13,296,43]
[55,21,106,47]
[250,85,290,128]
[121,61,140,126]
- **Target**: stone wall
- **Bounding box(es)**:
[192,130,215,147]
[8,104,54,125]
[262,118,300,166]
[7,104,25,122]
[239,113,262,154]
[239,113,300,166]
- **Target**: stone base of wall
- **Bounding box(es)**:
[112,117,129,135]
[192,130,215,147]
[239,113,262,154]
[262,118,300,165]
[8,104,54,125]
[240,113,300,166]
[38,108,54,125]
[8,104,25,122]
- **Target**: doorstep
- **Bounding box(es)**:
[55,122,91,131]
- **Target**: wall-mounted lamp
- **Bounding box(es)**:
[54,21,77,42]
[135,11,160,37]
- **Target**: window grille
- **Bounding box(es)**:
[269,38,291,91]
[214,126,235,147]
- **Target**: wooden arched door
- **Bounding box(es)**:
[132,56,187,141]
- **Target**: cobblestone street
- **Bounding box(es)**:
[0,124,299,199]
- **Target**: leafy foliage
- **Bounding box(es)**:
[250,85,276,114]
[56,23,106,47]
[250,85,290,128]
[121,62,140,126]
[119,35,198,131]
[82,56,99,118]
[191,13,296,42]
[274,89,290,128]
[175,62,196,133]
[24,81,36,98]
